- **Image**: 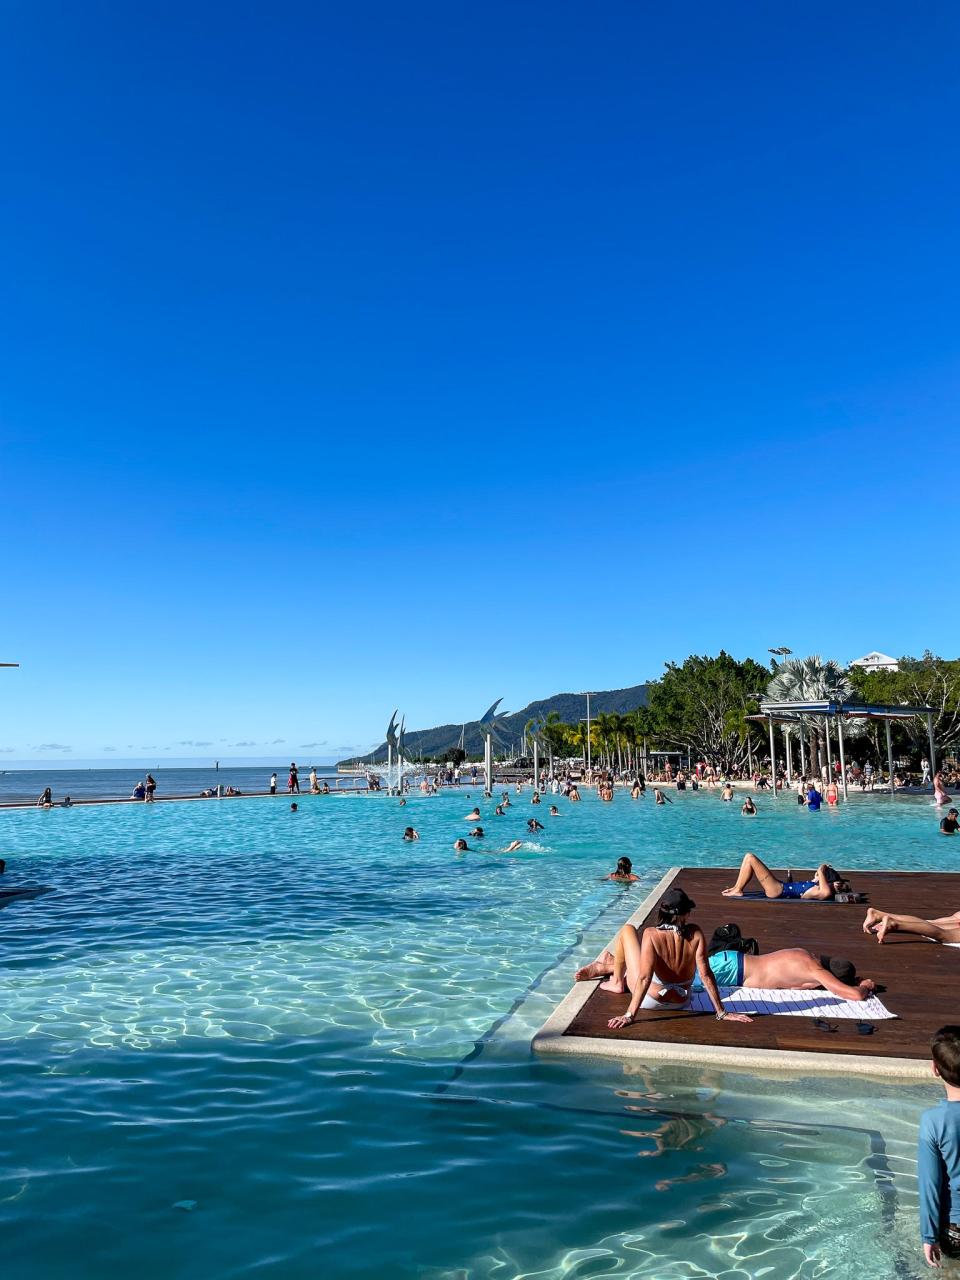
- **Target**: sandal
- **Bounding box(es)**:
[813,1018,839,1033]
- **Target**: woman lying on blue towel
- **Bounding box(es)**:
[722,852,851,900]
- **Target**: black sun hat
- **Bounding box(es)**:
[661,887,696,915]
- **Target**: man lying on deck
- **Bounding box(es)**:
[722,852,850,900]
[577,938,876,1002]
[863,906,960,944]
[574,887,754,1030]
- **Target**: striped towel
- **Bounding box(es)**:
[688,987,896,1019]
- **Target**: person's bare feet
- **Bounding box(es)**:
[875,916,897,944]
[599,977,626,994]
[862,908,882,935]
[721,888,744,897]
[575,953,614,982]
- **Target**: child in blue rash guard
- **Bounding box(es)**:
[918,1025,960,1268]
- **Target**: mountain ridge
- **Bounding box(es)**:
[340,684,650,764]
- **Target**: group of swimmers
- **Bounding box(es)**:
[398,784,574,855]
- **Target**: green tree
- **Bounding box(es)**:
[850,653,960,757]
[767,655,852,776]
[647,651,770,773]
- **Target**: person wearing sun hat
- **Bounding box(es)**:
[575,885,754,1031]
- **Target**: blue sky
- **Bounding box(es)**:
[2,2,958,764]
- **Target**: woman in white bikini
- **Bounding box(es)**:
[576,887,754,1031]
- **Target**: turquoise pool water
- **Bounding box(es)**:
[0,789,947,1278]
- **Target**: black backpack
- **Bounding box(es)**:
[708,922,760,956]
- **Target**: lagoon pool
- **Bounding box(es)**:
[0,788,947,1278]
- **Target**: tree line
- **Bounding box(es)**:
[442,651,960,774]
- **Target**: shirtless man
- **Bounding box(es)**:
[863,906,960,945]
[574,888,753,1030]
[578,935,876,1001]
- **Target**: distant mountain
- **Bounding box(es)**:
[340,685,650,764]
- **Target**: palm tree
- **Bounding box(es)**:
[609,713,625,775]
[767,656,852,778]
[565,722,587,762]
[541,711,566,776]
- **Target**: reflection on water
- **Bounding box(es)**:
[0,789,941,1278]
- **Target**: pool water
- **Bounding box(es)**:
[0,788,946,1278]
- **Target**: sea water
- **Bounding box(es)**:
[0,788,945,1278]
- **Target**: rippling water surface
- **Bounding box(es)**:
[0,788,944,1278]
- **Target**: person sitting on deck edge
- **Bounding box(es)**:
[575,887,754,1030]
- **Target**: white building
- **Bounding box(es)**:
[849,650,899,673]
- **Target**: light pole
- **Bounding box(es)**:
[766,648,792,790]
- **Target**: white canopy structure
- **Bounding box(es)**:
[749,697,937,801]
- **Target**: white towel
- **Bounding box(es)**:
[688,987,896,1020]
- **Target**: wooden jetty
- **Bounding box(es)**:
[534,866,959,1080]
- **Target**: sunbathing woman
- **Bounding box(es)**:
[863,906,960,944]
[579,939,876,1002]
[722,852,850,900]
[574,887,753,1029]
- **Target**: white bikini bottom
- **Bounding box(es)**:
[639,974,691,1010]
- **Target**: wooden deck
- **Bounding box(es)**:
[533,866,960,1079]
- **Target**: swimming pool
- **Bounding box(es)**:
[0,789,945,1278]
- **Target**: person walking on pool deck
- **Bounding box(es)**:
[918,1025,960,1267]
[722,852,850,900]
[578,887,753,1030]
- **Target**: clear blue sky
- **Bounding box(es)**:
[2,2,958,764]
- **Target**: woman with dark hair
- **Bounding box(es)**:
[605,857,639,882]
[575,888,753,1030]
[722,852,850,900]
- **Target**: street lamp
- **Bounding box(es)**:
[578,691,592,775]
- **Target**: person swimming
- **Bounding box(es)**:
[527,818,544,832]
[654,789,672,805]
[741,797,757,815]
[721,783,735,801]
[464,808,481,821]
[494,805,504,816]
[453,838,470,851]
[402,827,419,840]
[605,857,639,882]
[549,805,559,816]
[502,840,523,853]
[290,803,298,812]
[469,826,485,838]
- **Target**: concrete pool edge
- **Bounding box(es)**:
[531,865,932,1082]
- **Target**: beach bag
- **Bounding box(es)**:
[708,922,759,956]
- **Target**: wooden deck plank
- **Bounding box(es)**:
[536,867,960,1076]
